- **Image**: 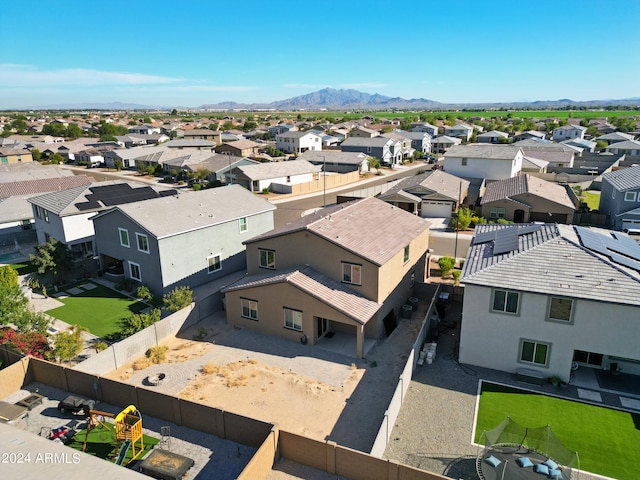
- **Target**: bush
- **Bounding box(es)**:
[136,285,153,303]
[261,187,270,194]
[451,208,473,231]
[146,345,168,364]
[452,270,461,285]
[163,286,193,312]
[0,327,53,360]
[438,256,456,278]
[118,308,161,337]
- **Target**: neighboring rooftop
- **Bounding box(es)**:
[444,144,522,159]
[0,174,92,199]
[480,174,575,209]
[235,159,321,180]
[602,164,640,190]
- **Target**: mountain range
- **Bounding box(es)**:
[20,88,640,111]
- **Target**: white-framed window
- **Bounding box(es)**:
[492,289,519,314]
[520,339,550,366]
[129,261,141,282]
[43,209,49,223]
[624,191,637,202]
[547,297,573,323]
[342,262,362,285]
[136,233,149,253]
[284,307,303,331]
[207,254,221,274]
[119,228,130,248]
[490,207,506,219]
[259,249,275,269]
[241,298,258,320]
[461,158,468,166]
[239,217,248,233]
[403,245,410,264]
[35,205,42,219]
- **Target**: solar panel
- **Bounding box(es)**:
[575,227,608,255]
[493,228,519,255]
[76,201,101,211]
[609,252,640,272]
[517,224,542,235]
[609,232,640,259]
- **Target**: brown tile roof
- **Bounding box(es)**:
[481,174,576,209]
[0,175,92,199]
[222,266,380,324]
[246,197,431,266]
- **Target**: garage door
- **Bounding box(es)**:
[421,200,452,218]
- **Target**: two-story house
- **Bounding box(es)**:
[297,150,370,174]
[214,139,262,157]
[222,197,431,358]
[128,124,161,135]
[230,160,321,193]
[459,223,640,382]
[444,123,474,141]
[348,126,380,138]
[268,124,296,138]
[275,131,323,154]
[410,122,439,137]
[431,135,462,154]
[599,165,640,230]
[183,129,222,144]
[443,144,524,180]
[552,125,586,142]
[381,131,415,160]
[340,137,402,167]
[92,185,275,295]
[477,130,509,144]
[396,131,432,154]
[603,139,640,156]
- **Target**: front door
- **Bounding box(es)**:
[514,209,526,223]
[317,317,328,339]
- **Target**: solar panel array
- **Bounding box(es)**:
[74,184,177,211]
[575,226,640,272]
[472,224,543,255]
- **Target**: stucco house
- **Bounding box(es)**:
[214,139,263,157]
[603,139,640,156]
[410,122,439,136]
[514,140,575,168]
[480,174,577,223]
[396,131,432,154]
[268,124,296,137]
[92,185,275,295]
[222,197,431,358]
[378,170,469,218]
[477,130,509,144]
[275,131,323,154]
[28,181,176,259]
[596,132,635,146]
[340,137,402,167]
[444,123,474,141]
[599,165,640,230]
[443,144,524,180]
[513,130,546,142]
[552,125,587,142]
[128,124,161,135]
[230,160,321,193]
[431,135,461,154]
[0,148,33,164]
[459,223,640,382]
[297,150,370,174]
[348,126,380,138]
[183,129,222,144]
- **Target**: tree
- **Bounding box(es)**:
[65,124,83,139]
[114,159,123,171]
[97,122,127,141]
[49,153,64,164]
[222,120,234,130]
[369,157,381,174]
[118,308,161,337]
[31,148,42,161]
[171,109,178,116]
[451,208,473,231]
[13,308,50,334]
[11,118,28,134]
[242,120,258,131]
[0,266,28,328]
[163,286,193,312]
[29,237,74,280]
[42,122,66,137]
[438,257,456,277]
[54,325,86,364]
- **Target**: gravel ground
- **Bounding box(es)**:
[2,382,256,480]
[383,299,609,480]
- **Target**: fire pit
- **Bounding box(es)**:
[147,373,166,386]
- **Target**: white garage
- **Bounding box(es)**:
[420,200,453,218]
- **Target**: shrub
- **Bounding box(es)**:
[146,345,168,364]
[452,270,461,285]
[136,285,153,303]
[0,327,53,360]
[118,308,161,337]
[261,187,270,194]
[438,256,456,277]
[452,208,473,231]
[93,341,108,352]
[163,286,193,312]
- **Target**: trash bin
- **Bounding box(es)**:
[401,304,413,319]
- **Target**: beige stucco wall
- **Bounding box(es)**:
[481,194,574,223]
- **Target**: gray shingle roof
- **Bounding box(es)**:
[0,175,92,199]
[221,266,380,325]
[297,150,367,165]
[379,170,469,202]
[341,137,393,148]
[236,160,321,180]
[477,130,509,138]
[480,174,576,209]
[100,184,275,239]
[245,197,430,266]
[602,165,640,191]
[444,144,522,160]
[604,140,640,151]
[462,224,640,306]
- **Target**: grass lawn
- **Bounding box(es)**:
[10,261,37,275]
[582,191,601,211]
[68,420,159,467]
[46,283,148,338]
[475,382,640,480]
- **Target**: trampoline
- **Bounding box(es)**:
[476,417,578,480]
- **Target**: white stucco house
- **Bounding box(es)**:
[276,131,323,154]
[231,160,322,193]
[443,144,523,180]
[459,223,640,383]
[552,125,586,142]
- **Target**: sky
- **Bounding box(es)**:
[1,0,639,109]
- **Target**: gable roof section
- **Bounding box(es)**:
[245,197,430,266]
[221,266,380,325]
[380,170,469,202]
[477,130,509,138]
[602,165,640,191]
[604,139,640,151]
[341,137,393,148]
[236,160,321,180]
[481,174,575,209]
[297,150,367,165]
[96,184,275,239]
[462,224,640,306]
[444,144,522,160]
[0,175,92,199]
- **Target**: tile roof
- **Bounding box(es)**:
[0,174,92,199]
[604,140,640,151]
[444,144,522,160]
[222,266,380,324]
[245,197,430,266]
[462,224,640,306]
[276,131,321,139]
[521,156,549,169]
[0,163,75,182]
[100,184,275,239]
[598,132,634,142]
[480,174,576,209]
[341,137,394,148]
[297,150,367,165]
[219,139,262,149]
[236,160,321,180]
[0,195,35,223]
[379,169,470,202]
[432,135,461,144]
[477,130,509,138]
[602,165,640,191]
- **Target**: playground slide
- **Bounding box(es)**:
[115,440,132,465]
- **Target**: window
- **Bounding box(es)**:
[43,209,49,223]
[259,249,275,269]
[342,262,362,285]
[547,297,573,322]
[119,228,130,247]
[492,289,519,314]
[239,217,248,232]
[489,207,506,219]
[241,298,258,320]
[367,147,372,153]
[207,254,221,273]
[461,157,468,166]
[284,308,303,331]
[404,245,410,263]
[624,191,637,202]
[35,206,42,219]
[520,339,550,366]
[129,261,141,282]
[136,233,149,253]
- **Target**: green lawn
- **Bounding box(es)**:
[582,191,601,211]
[475,382,640,480]
[46,283,148,338]
[10,261,37,275]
